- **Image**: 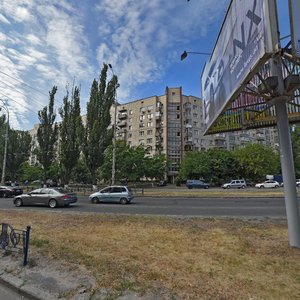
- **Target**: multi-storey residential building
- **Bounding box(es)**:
[112,87,279,182]
[111,87,205,182]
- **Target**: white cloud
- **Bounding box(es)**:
[0,13,10,24]
[95,0,227,101]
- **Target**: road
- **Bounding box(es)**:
[0,195,297,218]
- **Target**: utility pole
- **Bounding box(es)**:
[0,101,9,185]
[108,64,118,186]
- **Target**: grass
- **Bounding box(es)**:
[0,210,300,299]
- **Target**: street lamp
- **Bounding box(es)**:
[0,101,9,185]
[180,50,211,61]
[108,64,119,185]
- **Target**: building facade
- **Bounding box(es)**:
[112,87,278,182]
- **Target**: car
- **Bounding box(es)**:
[296,179,300,187]
[186,180,209,189]
[89,185,134,204]
[156,180,167,187]
[255,180,280,189]
[222,180,246,189]
[0,186,23,198]
[13,187,77,208]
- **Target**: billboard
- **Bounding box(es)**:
[289,0,300,58]
[202,0,279,134]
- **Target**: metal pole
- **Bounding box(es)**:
[0,105,9,185]
[112,95,117,185]
[272,57,300,248]
[108,64,117,186]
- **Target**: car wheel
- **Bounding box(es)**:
[14,198,23,207]
[259,186,264,189]
[120,198,128,205]
[275,185,279,188]
[48,199,57,208]
[241,186,245,189]
[227,186,231,189]
[205,186,209,189]
[91,197,99,204]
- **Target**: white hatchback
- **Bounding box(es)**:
[255,180,280,189]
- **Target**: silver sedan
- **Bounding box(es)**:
[13,187,77,208]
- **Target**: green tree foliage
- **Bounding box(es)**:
[36,86,59,181]
[59,86,84,184]
[71,159,91,184]
[83,64,118,182]
[179,149,240,185]
[291,125,300,177]
[21,162,43,182]
[6,130,32,180]
[99,141,166,183]
[233,143,280,181]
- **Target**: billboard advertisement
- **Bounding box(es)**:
[202,0,279,134]
[289,0,300,58]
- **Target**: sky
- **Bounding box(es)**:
[0,0,291,130]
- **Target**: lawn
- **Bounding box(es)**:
[0,210,299,299]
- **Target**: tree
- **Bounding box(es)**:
[233,143,280,181]
[20,162,43,182]
[59,86,84,184]
[99,141,166,183]
[6,130,32,180]
[179,149,240,185]
[83,64,118,183]
[35,86,59,181]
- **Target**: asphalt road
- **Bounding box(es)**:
[0,282,29,300]
[0,195,297,218]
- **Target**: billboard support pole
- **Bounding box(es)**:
[272,57,300,248]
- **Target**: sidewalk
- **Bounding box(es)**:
[0,252,166,300]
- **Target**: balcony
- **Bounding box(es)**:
[117,121,127,127]
[118,113,127,120]
[155,112,162,120]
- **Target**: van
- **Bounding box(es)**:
[222,179,246,189]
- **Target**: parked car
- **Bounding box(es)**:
[0,186,23,198]
[13,187,77,208]
[89,186,134,204]
[157,180,167,187]
[280,179,300,187]
[222,180,246,189]
[255,180,280,188]
[186,180,209,189]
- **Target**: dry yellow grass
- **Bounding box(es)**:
[1,210,300,299]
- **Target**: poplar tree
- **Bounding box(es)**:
[59,86,84,184]
[83,64,118,182]
[36,86,59,182]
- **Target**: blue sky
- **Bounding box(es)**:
[0,0,291,130]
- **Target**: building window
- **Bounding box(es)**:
[147,113,153,119]
[177,105,180,110]
[139,139,144,145]
[147,130,153,135]
[147,105,153,111]
[177,114,180,119]
[147,121,153,127]
[129,110,133,115]
[129,118,133,123]
[129,125,132,130]
[139,131,144,136]
[139,115,145,120]
[177,132,180,137]
[128,133,132,138]
[147,138,152,144]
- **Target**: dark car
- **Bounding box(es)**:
[13,187,77,208]
[156,180,167,187]
[186,180,209,189]
[0,186,23,198]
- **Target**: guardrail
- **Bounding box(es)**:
[0,223,31,266]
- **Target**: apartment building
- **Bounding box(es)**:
[112,87,278,182]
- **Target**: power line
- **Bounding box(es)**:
[0,79,46,109]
